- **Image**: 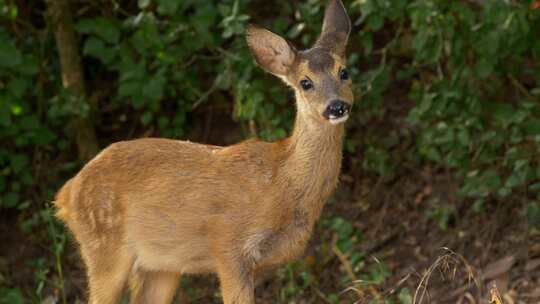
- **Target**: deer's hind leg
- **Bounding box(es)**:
[79,243,134,304]
[128,268,180,304]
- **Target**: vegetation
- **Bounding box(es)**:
[0,0,539,303]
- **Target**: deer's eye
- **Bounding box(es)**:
[340,68,349,81]
[300,79,313,91]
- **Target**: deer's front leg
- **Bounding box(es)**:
[216,255,255,304]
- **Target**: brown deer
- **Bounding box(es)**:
[54,0,353,303]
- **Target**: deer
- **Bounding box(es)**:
[54,0,353,303]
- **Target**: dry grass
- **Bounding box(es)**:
[342,247,509,304]
[413,247,480,303]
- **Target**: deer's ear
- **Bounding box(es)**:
[315,0,351,57]
[246,25,296,76]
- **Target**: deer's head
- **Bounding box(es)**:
[247,0,353,125]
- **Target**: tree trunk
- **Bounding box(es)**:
[46,0,99,161]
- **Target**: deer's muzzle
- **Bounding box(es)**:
[323,100,351,124]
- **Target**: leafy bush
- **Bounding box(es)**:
[353,0,540,204]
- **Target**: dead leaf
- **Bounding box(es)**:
[482,256,515,280]
[524,286,540,298]
[525,258,540,272]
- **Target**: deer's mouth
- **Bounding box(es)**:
[328,114,349,125]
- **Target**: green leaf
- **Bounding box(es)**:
[0,105,11,126]
[472,199,484,213]
[525,202,540,225]
[422,146,442,162]
[8,77,30,99]
[524,119,540,136]
[497,187,512,197]
[2,192,19,208]
[20,115,40,130]
[492,103,514,127]
[215,72,232,90]
[529,182,540,191]
[138,0,151,9]
[0,41,22,68]
[158,116,169,129]
[33,128,57,146]
[76,17,120,44]
[457,128,470,146]
[83,37,116,64]
[475,57,494,78]
[367,14,384,31]
[398,288,412,304]
[142,75,166,101]
[360,32,373,55]
[358,0,376,17]
[0,287,24,304]
[118,81,141,97]
[17,55,39,75]
[141,111,153,125]
[132,94,147,109]
[412,30,428,52]
[157,0,180,15]
[483,169,502,191]
[505,165,530,189]
[20,172,33,185]
[10,154,28,174]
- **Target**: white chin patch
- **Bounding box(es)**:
[329,115,349,125]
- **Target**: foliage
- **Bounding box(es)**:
[0,0,539,302]
[353,0,540,203]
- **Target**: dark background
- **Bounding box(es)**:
[1,0,539,303]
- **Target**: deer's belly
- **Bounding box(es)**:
[126,209,217,274]
[132,235,217,274]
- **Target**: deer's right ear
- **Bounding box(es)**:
[246,25,296,77]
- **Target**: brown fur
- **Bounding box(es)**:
[54,1,353,303]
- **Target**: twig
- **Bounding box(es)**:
[313,287,334,304]
[332,236,363,300]
[507,74,534,100]
[332,244,358,282]
[191,81,218,110]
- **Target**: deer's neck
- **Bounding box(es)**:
[278,111,344,222]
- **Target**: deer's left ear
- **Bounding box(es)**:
[315,0,351,57]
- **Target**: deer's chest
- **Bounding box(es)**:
[244,202,320,271]
[247,224,313,272]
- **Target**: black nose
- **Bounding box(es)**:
[323,100,351,119]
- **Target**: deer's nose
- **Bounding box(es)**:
[323,100,351,120]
